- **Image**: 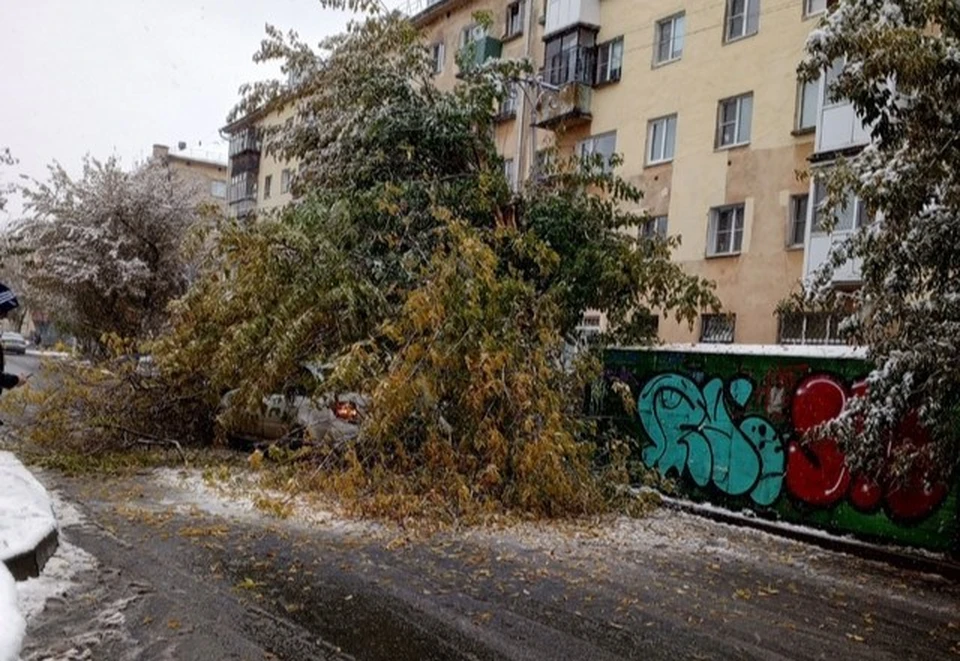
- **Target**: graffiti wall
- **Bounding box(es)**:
[602,346,959,554]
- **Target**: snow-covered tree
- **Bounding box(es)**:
[799,0,960,473]
[17,156,202,348]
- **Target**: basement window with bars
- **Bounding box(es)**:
[778,311,844,345]
[700,314,736,344]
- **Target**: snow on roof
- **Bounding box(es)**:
[611,343,868,360]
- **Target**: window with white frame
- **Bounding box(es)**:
[506,1,524,37]
[725,0,760,42]
[716,93,753,148]
[700,314,736,344]
[210,180,227,199]
[778,311,844,345]
[503,158,517,192]
[812,181,865,233]
[654,13,684,65]
[499,83,519,117]
[263,174,272,200]
[823,57,845,108]
[281,168,293,195]
[804,0,827,17]
[796,77,819,131]
[577,313,603,344]
[460,24,486,47]
[646,115,677,165]
[708,204,745,256]
[640,215,668,239]
[430,41,445,74]
[788,194,808,247]
[595,37,623,84]
[577,131,617,172]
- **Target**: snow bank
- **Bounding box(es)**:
[0,451,57,565]
[0,563,25,661]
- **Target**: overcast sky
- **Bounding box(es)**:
[0,0,402,221]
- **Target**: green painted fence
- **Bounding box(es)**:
[599,345,959,555]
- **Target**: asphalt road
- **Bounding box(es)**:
[14,465,960,661]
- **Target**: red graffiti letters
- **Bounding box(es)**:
[785,374,948,521]
[786,376,851,507]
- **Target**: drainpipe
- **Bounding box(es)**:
[513,0,538,191]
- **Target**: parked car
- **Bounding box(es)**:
[218,364,368,449]
[1,332,27,355]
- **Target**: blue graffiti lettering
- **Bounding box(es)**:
[638,374,785,506]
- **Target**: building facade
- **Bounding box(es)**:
[151,144,228,212]
[224,0,852,345]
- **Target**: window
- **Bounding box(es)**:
[577,313,603,344]
[543,28,597,86]
[503,158,517,192]
[796,77,819,131]
[499,83,519,117]
[804,0,827,17]
[700,314,736,344]
[812,181,865,233]
[725,0,760,42]
[595,37,623,84]
[210,180,227,199]
[281,168,293,195]
[823,57,844,108]
[646,115,677,164]
[654,13,684,65]
[506,1,524,37]
[788,194,808,247]
[716,93,753,147]
[461,23,486,47]
[708,204,745,256]
[779,311,844,345]
[640,215,668,239]
[576,132,617,172]
[430,41,445,74]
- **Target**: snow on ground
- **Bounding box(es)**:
[17,493,96,622]
[0,563,25,661]
[151,468,381,536]
[0,451,57,563]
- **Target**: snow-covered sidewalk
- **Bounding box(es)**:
[0,451,59,661]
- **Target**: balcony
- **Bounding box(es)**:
[802,185,865,286]
[457,36,502,74]
[228,171,258,205]
[228,128,260,158]
[544,0,600,38]
[534,46,594,129]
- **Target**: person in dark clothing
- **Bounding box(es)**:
[0,284,29,390]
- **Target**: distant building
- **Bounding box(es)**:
[151,144,228,212]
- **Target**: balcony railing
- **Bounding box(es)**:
[228,171,258,205]
[534,82,592,129]
[543,46,596,88]
[228,128,260,158]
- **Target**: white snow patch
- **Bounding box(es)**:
[0,563,25,661]
[16,537,97,622]
[150,468,379,535]
[616,343,867,360]
[0,452,57,563]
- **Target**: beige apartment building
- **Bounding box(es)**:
[224,0,858,346]
[151,144,228,212]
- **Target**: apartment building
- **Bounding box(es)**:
[151,144,228,212]
[224,0,853,345]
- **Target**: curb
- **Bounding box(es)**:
[0,451,60,582]
[660,496,960,582]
